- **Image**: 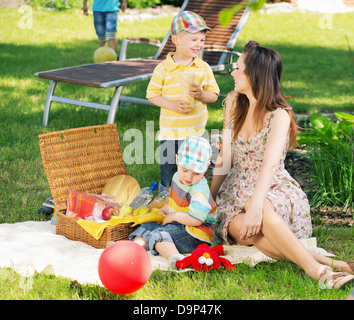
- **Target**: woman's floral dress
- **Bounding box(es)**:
[214,109,312,244]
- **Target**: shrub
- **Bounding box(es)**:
[127,0,161,9]
[29,0,83,10]
[28,0,175,10]
[297,112,354,210]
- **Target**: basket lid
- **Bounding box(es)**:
[39,124,127,211]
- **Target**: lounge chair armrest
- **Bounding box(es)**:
[119,37,161,61]
[125,37,161,46]
[202,45,241,58]
[202,45,241,74]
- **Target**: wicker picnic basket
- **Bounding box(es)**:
[38,124,137,248]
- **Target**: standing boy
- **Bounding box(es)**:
[146,11,220,193]
[83,0,127,54]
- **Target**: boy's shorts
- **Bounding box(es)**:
[93,11,118,42]
[128,222,207,256]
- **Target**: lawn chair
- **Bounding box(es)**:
[35,0,251,126]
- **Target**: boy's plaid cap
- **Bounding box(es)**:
[171,11,212,35]
[177,136,212,174]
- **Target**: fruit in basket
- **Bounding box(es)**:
[118,204,133,217]
[98,240,152,294]
[132,212,165,226]
[102,206,117,220]
[133,206,149,216]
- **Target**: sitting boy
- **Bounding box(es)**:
[129,136,217,267]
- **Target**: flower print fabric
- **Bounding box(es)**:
[214,108,312,244]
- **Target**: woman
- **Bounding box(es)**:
[210,40,353,289]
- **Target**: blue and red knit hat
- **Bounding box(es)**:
[171,11,212,35]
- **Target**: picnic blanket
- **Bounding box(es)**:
[0,221,334,286]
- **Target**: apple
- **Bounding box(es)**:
[101,206,116,220]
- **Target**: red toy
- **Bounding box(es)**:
[98,241,152,294]
[175,244,236,272]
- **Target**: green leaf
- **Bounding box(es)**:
[296,132,318,146]
[309,113,333,138]
[219,1,267,27]
[335,112,354,124]
[219,3,246,27]
[339,120,354,136]
[248,0,267,11]
[219,8,235,27]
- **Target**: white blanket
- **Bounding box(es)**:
[0,221,333,286]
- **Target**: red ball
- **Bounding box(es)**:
[98,240,152,294]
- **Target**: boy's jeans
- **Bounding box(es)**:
[159,140,184,193]
[93,11,118,42]
[129,222,207,255]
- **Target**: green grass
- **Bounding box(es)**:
[0,8,353,300]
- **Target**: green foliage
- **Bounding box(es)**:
[28,0,266,15]
[297,112,354,149]
[29,0,83,10]
[219,0,267,26]
[297,113,354,210]
[127,0,161,9]
[160,0,184,7]
[28,0,172,10]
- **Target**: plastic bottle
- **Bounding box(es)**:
[147,189,169,210]
[129,182,158,209]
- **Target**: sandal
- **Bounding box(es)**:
[319,266,354,289]
[334,261,354,274]
[37,196,55,215]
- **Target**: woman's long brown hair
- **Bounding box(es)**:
[230,40,298,149]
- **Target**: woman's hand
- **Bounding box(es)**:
[239,198,262,241]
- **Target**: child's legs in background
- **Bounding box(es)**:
[104,11,118,53]
[159,140,183,194]
[93,11,107,46]
[93,11,118,53]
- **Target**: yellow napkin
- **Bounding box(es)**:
[77,216,137,240]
